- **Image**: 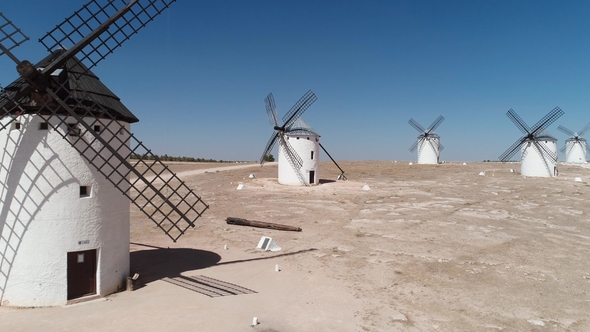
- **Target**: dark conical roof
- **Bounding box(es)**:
[0,49,138,123]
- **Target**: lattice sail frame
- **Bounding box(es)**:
[499,107,564,163]
[0,76,208,242]
[39,0,176,73]
[0,0,208,242]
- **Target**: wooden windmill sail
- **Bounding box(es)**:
[0,0,207,306]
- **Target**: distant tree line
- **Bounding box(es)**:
[130,153,237,163]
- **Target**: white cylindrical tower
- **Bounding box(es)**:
[564,138,587,163]
[521,136,558,177]
[0,115,130,307]
[417,136,440,164]
[278,118,320,186]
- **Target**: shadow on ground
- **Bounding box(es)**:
[129,243,316,287]
[130,244,221,285]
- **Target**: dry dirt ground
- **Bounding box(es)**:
[1,160,590,331]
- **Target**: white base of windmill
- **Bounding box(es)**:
[278,135,320,186]
[0,115,131,307]
[417,137,440,164]
[564,140,587,163]
[521,139,558,177]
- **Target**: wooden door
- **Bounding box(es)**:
[67,249,97,300]
[309,170,315,184]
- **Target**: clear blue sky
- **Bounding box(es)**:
[2,0,590,161]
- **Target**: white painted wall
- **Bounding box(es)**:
[564,140,587,163]
[417,137,440,164]
[521,139,558,177]
[0,115,130,307]
[278,134,320,186]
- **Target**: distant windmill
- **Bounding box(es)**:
[408,115,445,164]
[499,107,564,177]
[260,91,346,185]
[0,1,207,307]
[557,122,590,163]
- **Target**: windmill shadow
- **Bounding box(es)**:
[130,245,221,287]
[319,179,336,184]
[129,243,317,288]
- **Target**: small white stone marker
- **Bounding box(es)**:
[574,177,582,182]
[252,317,259,326]
[479,172,485,176]
[362,184,371,191]
[236,183,245,190]
[224,245,228,250]
[409,162,413,165]
[275,264,280,272]
[509,169,514,173]
[249,173,256,179]
[462,162,467,165]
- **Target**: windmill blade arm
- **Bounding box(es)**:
[40,0,175,74]
[39,85,207,242]
[281,136,303,169]
[408,139,419,152]
[530,107,564,134]
[282,90,317,128]
[535,140,557,162]
[260,132,279,164]
[506,109,531,135]
[560,145,566,153]
[578,121,590,137]
[265,93,278,127]
[499,137,525,162]
[557,125,575,137]
[439,142,445,151]
[280,136,307,185]
[408,118,426,133]
[0,12,29,63]
[426,115,445,133]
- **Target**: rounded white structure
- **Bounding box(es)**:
[564,138,587,163]
[417,136,440,164]
[521,137,558,177]
[0,115,130,307]
[278,118,320,186]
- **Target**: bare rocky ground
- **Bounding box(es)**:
[1,160,590,331]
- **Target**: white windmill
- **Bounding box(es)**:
[0,2,207,307]
[407,116,445,164]
[260,91,346,185]
[499,107,564,177]
[557,122,590,163]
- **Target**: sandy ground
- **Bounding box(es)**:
[1,160,590,331]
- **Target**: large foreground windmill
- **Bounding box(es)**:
[259,90,346,185]
[499,107,564,177]
[408,115,445,164]
[557,122,590,163]
[0,1,207,307]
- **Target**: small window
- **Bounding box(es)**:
[307,137,309,140]
[315,138,319,142]
[39,122,49,130]
[80,185,91,197]
[67,123,80,136]
[118,128,125,136]
[311,151,314,160]
[11,122,21,131]
[93,125,101,132]
[77,253,85,263]
[296,137,300,140]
